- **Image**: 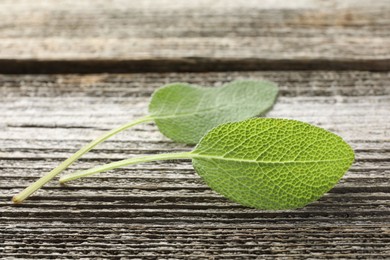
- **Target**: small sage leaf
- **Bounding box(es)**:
[149,80,278,144]
[13,79,278,203]
[191,118,355,210]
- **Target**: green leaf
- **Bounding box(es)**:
[191,118,355,209]
[149,80,278,144]
[13,79,278,204]
[60,118,354,210]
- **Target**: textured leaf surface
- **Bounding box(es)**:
[191,118,355,210]
[149,80,278,144]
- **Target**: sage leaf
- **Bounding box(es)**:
[150,80,278,144]
[13,80,278,203]
[191,118,355,209]
[60,118,354,210]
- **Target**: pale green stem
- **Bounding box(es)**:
[59,152,193,183]
[12,115,154,204]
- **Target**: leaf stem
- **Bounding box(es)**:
[12,115,154,204]
[59,152,193,183]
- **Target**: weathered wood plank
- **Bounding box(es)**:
[0,72,389,258]
[1,223,390,259]
[0,0,389,72]
[1,71,389,97]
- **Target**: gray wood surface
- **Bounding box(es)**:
[0,0,389,72]
[1,72,389,258]
[1,0,390,258]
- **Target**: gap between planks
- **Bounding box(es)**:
[0,58,389,74]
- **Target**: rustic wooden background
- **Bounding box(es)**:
[1,0,389,259]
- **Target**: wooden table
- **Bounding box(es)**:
[1,1,389,259]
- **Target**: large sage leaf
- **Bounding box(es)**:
[60,118,354,210]
[191,118,355,209]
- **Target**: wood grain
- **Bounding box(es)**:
[0,0,389,73]
[1,72,389,258]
